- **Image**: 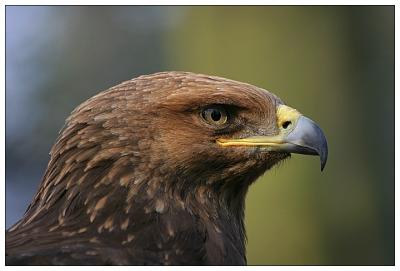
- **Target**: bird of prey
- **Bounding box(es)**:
[6,71,328,265]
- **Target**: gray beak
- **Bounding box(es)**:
[217,105,328,171]
[285,116,328,171]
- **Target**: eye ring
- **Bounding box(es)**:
[201,107,228,126]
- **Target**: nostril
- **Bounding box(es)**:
[282,121,291,129]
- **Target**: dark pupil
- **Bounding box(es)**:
[210,109,221,121]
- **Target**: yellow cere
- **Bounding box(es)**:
[216,105,302,147]
[276,105,301,130]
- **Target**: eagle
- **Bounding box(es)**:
[6,71,327,265]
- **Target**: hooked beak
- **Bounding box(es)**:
[217,105,328,171]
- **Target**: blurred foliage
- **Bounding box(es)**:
[6,6,394,265]
[166,6,394,265]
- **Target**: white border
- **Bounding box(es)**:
[1,2,397,270]
[394,2,399,270]
[1,1,6,269]
[0,0,398,5]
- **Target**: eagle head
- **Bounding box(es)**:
[7,71,328,265]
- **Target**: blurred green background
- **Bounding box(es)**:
[6,6,394,265]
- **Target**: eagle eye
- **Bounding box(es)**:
[201,107,228,126]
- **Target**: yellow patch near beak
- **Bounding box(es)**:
[276,105,301,131]
[217,105,302,147]
[216,104,328,170]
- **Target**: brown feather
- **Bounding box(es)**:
[6,71,289,265]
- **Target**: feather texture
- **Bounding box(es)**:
[6,71,290,265]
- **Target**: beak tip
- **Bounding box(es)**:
[320,161,326,171]
[319,145,328,172]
